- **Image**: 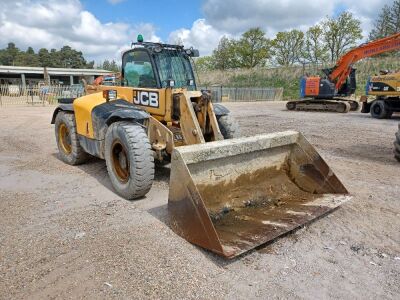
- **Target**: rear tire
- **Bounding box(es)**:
[217,114,241,139]
[395,126,400,162]
[370,100,392,119]
[105,122,154,199]
[54,111,88,165]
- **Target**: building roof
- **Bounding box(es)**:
[0,65,111,76]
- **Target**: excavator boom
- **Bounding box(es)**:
[331,33,400,91]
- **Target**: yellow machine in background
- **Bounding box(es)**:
[361,71,400,119]
[51,37,350,258]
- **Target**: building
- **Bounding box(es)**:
[0,66,111,87]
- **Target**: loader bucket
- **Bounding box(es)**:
[168,131,350,258]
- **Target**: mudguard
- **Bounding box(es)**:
[51,104,74,124]
[213,103,230,116]
[91,99,149,140]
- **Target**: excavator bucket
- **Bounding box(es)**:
[168,131,350,258]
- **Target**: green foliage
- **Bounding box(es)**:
[302,25,329,64]
[228,72,300,99]
[212,36,238,70]
[15,47,41,66]
[101,59,120,72]
[322,12,363,62]
[369,5,393,40]
[0,42,94,68]
[198,57,400,100]
[193,56,215,72]
[209,12,362,69]
[236,28,270,68]
[212,28,270,70]
[271,30,304,66]
[369,1,400,40]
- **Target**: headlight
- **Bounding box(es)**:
[103,89,117,101]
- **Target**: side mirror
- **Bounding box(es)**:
[191,49,200,57]
[185,48,200,57]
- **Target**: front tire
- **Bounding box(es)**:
[370,100,393,119]
[105,122,154,199]
[54,111,88,165]
[217,114,241,139]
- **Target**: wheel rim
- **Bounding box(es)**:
[373,104,382,115]
[58,123,72,154]
[111,140,129,183]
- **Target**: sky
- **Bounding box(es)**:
[0,0,394,64]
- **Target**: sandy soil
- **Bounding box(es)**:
[0,102,399,299]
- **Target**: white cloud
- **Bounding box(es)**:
[340,0,394,38]
[167,0,394,57]
[202,0,336,37]
[0,0,394,62]
[201,0,394,38]
[0,0,160,62]
[168,19,230,55]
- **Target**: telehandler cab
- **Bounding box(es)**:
[52,37,349,258]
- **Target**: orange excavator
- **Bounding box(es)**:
[287,33,400,113]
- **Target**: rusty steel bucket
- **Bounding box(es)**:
[168,131,350,258]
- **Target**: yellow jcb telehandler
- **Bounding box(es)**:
[51,37,350,258]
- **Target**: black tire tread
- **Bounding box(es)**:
[54,111,88,165]
[370,100,392,119]
[105,122,154,199]
[217,114,241,139]
[395,127,400,162]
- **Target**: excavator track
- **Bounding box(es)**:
[286,99,351,113]
[346,100,360,111]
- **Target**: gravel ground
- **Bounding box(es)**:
[0,102,399,299]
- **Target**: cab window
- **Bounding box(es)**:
[123,50,157,88]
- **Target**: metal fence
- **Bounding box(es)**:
[0,84,284,106]
[200,86,283,102]
[0,84,85,106]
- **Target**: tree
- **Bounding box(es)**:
[0,42,20,65]
[369,5,392,40]
[236,27,270,68]
[102,59,111,71]
[302,25,328,64]
[14,47,40,66]
[109,60,119,72]
[86,60,95,69]
[213,36,237,70]
[370,1,400,40]
[58,46,88,68]
[101,59,119,72]
[271,29,304,66]
[194,56,215,72]
[389,0,400,33]
[38,48,52,67]
[322,12,363,62]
